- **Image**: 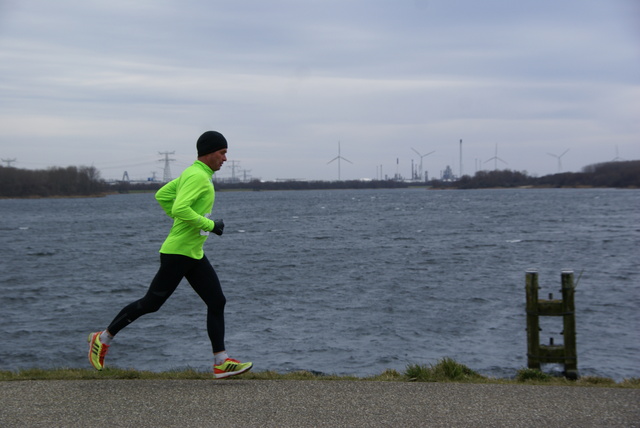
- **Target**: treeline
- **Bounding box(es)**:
[215,179,410,191]
[0,165,106,197]
[2,160,637,198]
[436,160,640,189]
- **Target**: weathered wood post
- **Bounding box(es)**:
[525,269,541,370]
[525,269,579,379]
[560,270,578,379]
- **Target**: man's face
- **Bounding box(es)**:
[203,149,227,171]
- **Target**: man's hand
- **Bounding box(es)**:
[212,219,225,236]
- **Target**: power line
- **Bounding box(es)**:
[228,160,241,182]
[158,151,176,182]
[1,158,17,167]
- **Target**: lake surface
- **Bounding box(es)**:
[0,188,638,380]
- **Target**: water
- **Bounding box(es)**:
[0,188,638,380]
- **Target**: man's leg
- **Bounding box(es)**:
[186,255,252,378]
[107,253,192,335]
[88,254,193,370]
[185,254,226,353]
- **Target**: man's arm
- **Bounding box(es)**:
[155,179,179,218]
[170,175,215,232]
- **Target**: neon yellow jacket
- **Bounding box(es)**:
[155,160,217,259]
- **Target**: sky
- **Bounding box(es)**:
[1,0,638,182]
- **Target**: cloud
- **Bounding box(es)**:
[0,0,638,180]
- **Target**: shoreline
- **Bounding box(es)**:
[1,185,638,200]
[2,367,638,389]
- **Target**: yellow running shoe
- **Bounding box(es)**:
[213,358,253,379]
[87,332,110,370]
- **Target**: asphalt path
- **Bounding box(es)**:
[1,379,638,427]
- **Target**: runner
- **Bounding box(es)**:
[88,130,252,379]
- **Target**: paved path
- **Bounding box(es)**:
[1,380,638,427]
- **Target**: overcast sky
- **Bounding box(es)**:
[1,0,638,182]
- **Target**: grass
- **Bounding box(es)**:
[405,357,484,382]
[1,359,638,388]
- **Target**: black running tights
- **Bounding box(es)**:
[107,253,226,353]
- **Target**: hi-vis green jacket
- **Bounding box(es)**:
[155,160,217,259]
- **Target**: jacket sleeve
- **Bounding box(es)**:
[170,174,215,231]
[155,179,179,218]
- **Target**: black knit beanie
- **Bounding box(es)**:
[197,131,228,157]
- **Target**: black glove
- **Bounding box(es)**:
[212,219,224,236]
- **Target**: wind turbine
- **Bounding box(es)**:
[547,149,569,173]
[327,141,353,180]
[484,144,507,170]
[411,147,435,181]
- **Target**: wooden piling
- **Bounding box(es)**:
[560,270,578,379]
[525,270,541,370]
[525,269,579,379]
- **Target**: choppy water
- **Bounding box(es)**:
[0,188,638,380]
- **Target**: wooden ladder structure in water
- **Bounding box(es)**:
[525,269,578,379]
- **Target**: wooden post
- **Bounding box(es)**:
[525,269,579,379]
[525,269,540,370]
[561,270,578,379]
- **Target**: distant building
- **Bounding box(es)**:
[442,165,455,181]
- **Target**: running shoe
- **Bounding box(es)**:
[213,358,253,379]
[87,332,110,370]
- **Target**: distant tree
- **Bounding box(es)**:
[2,160,637,197]
[456,169,531,189]
[437,160,639,190]
[0,165,107,197]
[582,160,640,187]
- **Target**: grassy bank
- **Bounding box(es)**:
[2,358,638,388]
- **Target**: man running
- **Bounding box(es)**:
[88,130,252,379]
